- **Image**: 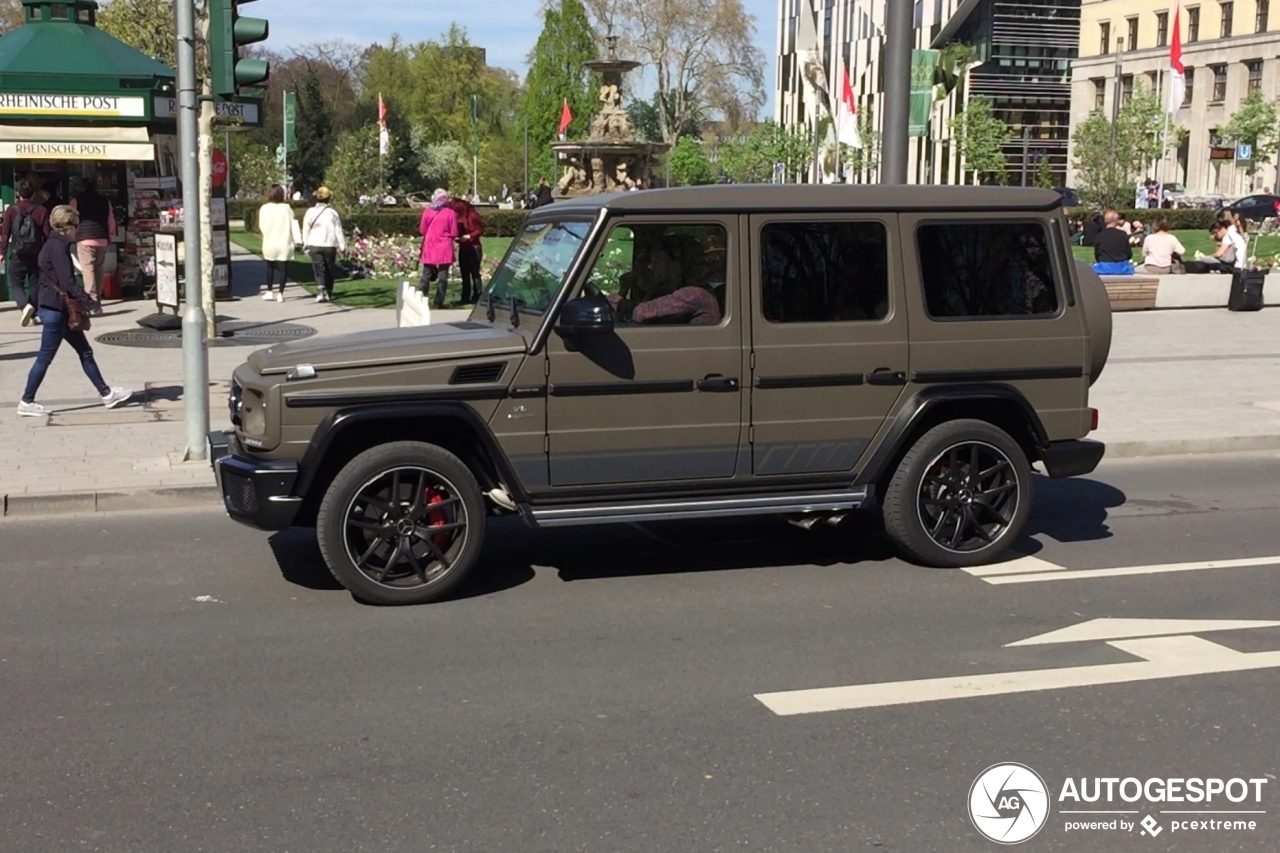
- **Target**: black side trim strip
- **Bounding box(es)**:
[286,387,508,408]
[550,379,695,397]
[912,367,1083,384]
[508,385,547,398]
[755,373,864,390]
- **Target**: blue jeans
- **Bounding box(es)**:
[22,308,109,403]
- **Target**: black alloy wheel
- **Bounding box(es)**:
[317,442,487,605]
[882,419,1033,569]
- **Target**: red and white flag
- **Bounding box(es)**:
[378,93,389,156]
[1168,6,1185,115]
[557,99,573,140]
[837,65,863,149]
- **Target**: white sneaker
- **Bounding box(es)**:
[261,290,274,301]
[16,400,48,417]
[275,292,284,303]
[316,290,328,303]
[101,388,133,409]
[20,304,35,327]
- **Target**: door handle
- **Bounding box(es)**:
[698,374,740,392]
[866,368,907,386]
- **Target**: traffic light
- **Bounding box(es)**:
[209,0,270,97]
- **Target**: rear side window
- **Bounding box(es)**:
[760,221,889,323]
[917,222,1060,319]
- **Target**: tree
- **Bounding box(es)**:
[0,0,25,34]
[1034,156,1054,190]
[323,125,382,209]
[716,121,812,183]
[230,143,281,197]
[950,96,1011,185]
[668,136,715,185]
[291,68,334,193]
[524,1,599,180]
[98,0,179,69]
[585,0,765,143]
[1223,89,1280,184]
[1072,86,1166,209]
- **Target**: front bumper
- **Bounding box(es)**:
[1041,439,1106,479]
[208,430,302,531]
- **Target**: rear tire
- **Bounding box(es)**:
[881,419,1032,569]
[316,441,487,605]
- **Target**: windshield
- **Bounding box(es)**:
[486,220,592,314]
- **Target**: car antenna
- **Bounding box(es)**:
[486,289,496,322]
[509,294,520,328]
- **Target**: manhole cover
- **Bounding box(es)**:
[96,321,317,348]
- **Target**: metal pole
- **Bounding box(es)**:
[523,115,529,204]
[1021,126,1030,186]
[282,95,288,192]
[175,0,208,461]
[881,0,912,184]
[224,129,231,195]
[1110,39,1124,163]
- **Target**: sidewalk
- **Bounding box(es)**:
[3,258,1280,514]
[0,249,469,514]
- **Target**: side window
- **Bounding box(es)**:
[584,222,728,326]
[917,222,1060,319]
[760,221,889,322]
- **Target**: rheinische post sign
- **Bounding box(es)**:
[0,93,147,117]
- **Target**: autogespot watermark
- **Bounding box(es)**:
[968,764,1272,844]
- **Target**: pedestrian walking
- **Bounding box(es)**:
[418,188,458,309]
[447,191,485,304]
[257,184,301,303]
[301,186,345,303]
[0,179,51,325]
[69,178,116,310]
[533,176,554,209]
[16,205,130,417]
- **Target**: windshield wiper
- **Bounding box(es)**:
[509,295,521,328]
[486,290,496,322]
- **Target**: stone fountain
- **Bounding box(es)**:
[551,35,670,197]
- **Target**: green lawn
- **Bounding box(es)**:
[229,228,512,309]
[1071,230,1280,264]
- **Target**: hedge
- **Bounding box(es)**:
[1066,207,1218,230]
[235,202,527,237]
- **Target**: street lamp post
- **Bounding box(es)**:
[881,0,912,184]
[1110,38,1124,162]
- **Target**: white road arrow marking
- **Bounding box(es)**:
[964,554,1280,585]
[1006,617,1280,646]
[754,620,1280,716]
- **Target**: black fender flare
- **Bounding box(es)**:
[853,384,1050,488]
[294,402,529,503]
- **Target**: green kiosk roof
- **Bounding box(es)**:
[0,0,174,88]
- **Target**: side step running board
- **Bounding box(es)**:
[529,489,869,528]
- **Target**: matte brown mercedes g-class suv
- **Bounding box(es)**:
[209,185,1112,605]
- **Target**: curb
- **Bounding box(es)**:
[2,485,222,518]
[1102,434,1280,459]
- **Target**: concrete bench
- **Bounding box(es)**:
[1098,272,1280,310]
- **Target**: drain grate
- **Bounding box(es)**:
[96,321,317,348]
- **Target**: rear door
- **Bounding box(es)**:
[746,214,910,476]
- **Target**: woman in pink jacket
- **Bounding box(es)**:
[419,188,458,308]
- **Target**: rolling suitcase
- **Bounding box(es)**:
[1229,269,1265,312]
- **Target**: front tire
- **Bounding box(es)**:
[316,441,487,605]
[882,419,1032,569]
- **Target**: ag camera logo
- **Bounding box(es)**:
[969,763,1051,844]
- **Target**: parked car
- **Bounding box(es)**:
[209,185,1113,605]
[1220,194,1280,222]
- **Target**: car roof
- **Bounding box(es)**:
[535,184,1064,216]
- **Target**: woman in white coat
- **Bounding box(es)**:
[257,184,302,302]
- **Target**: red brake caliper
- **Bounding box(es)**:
[424,488,450,550]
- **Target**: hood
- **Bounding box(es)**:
[248,320,528,375]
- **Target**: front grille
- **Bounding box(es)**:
[450,362,506,385]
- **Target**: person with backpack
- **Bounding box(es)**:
[1,179,51,326]
[70,178,117,311]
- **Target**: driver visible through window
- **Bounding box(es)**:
[585,223,728,326]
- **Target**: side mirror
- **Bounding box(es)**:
[555,296,614,336]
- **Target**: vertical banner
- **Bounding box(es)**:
[909,49,940,137]
[283,92,297,153]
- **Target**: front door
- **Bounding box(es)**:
[545,216,744,487]
[747,214,910,476]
